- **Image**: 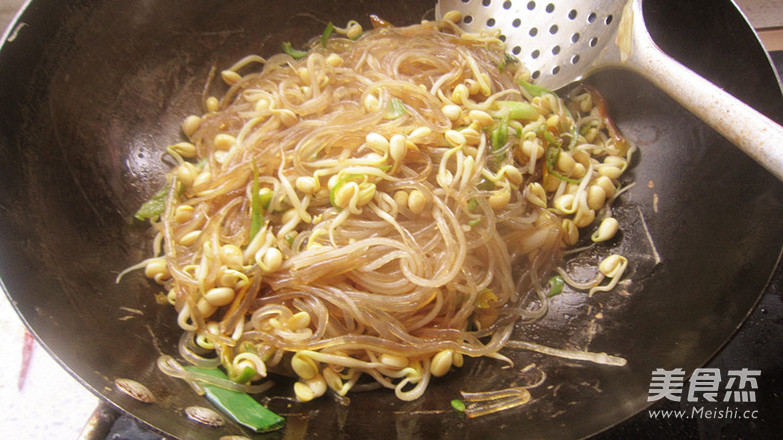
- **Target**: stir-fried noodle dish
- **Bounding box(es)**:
[124,13,633,420]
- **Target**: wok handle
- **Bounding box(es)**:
[629,25,783,181]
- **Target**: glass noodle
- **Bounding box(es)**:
[127,15,633,406]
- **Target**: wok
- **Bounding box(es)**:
[0,0,782,438]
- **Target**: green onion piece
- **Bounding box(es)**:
[544,146,581,184]
[546,275,565,297]
[498,52,519,72]
[565,121,579,151]
[134,187,169,221]
[477,177,495,191]
[545,145,560,174]
[384,97,407,119]
[494,101,538,120]
[282,42,307,59]
[541,129,562,149]
[231,366,257,384]
[250,164,265,240]
[490,115,509,150]
[468,218,481,227]
[321,22,334,47]
[519,79,557,98]
[559,104,578,151]
[466,198,479,212]
[183,366,285,433]
[451,399,467,412]
[258,189,272,210]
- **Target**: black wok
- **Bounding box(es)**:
[1,0,782,438]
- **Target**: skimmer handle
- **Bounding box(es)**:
[624,9,783,181]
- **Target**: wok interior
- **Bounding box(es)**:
[0,0,781,438]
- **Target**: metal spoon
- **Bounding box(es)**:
[435,0,783,181]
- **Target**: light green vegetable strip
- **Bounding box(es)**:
[249,164,264,240]
[258,190,272,210]
[477,177,495,191]
[494,101,538,120]
[285,232,296,245]
[520,80,577,150]
[231,365,257,384]
[282,42,308,59]
[545,145,581,184]
[183,366,285,433]
[384,97,407,119]
[321,22,334,47]
[546,275,565,298]
[540,126,581,184]
[490,115,509,150]
[541,128,561,148]
[498,52,519,72]
[134,187,168,221]
[519,79,557,98]
[451,399,466,412]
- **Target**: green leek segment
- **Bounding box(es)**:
[519,80,556,98]
[546,275,565,298]
[134,187,169,221]
[282,42,307,59]
[321,22,335,47]
[183,366,285,433]
[384,97,407,119]
[250,164,265,240]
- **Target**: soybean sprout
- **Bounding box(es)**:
[128,15,633,405]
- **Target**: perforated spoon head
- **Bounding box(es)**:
[435,0,628,90]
